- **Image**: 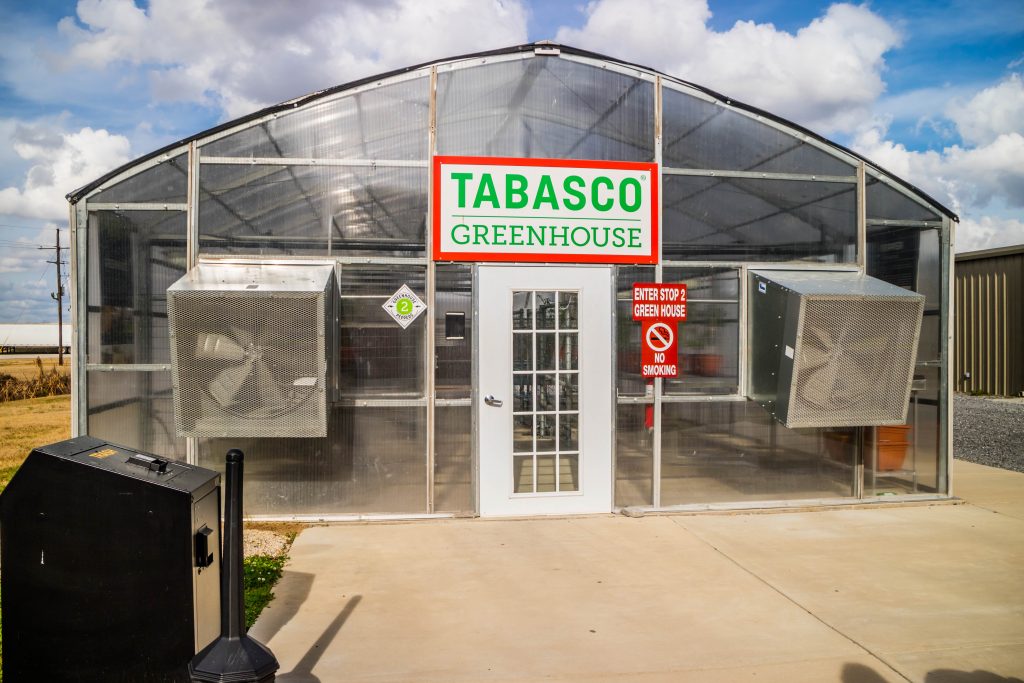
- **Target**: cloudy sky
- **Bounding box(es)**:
[1,0,1021,323]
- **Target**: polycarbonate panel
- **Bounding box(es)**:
[615,403,653,507]
[198,406,427,516]
[86,370,185,460]
[616,265,655,396]
[660,401,856,505]
[435,265,473,399]
[662,267,739,395]
[86,210,186,364]
[89,154,188,204]
[662,88,854,175]
[202,78,429,160]
[338,265,426,397]
[198,164,427,256]
[434,405,473,513]
[663,176,857,262]
[866,177,940,221]
[437,57,654,161]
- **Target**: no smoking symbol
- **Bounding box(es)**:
[646,321,674,352]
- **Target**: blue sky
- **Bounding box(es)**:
[0,0,1021,323]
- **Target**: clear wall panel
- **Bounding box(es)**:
[89,154,188,204]
[198,165,426,256]
[867,225,944,494]
[434,405,473,513]
[615,265,655,396]
[866,177,940,221]
[338,265,426,397]
[435,264,473,400]
[87,370,184,459]
[662,267,739,395]
[86,210,186,364]
[662,88,854,176]
[198,406,427,516]
[660,401,856,505]
[615,403,653,507]
[663,176,857,262]
[202,78,429,160]
[437,57,655,161]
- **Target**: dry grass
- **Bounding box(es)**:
[0,394,71,489]
[0,356,70,402]
[0,356,69,381]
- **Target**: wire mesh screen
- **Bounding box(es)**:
[787,296,923,428]
[169,288,327,438]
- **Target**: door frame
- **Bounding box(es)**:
[474,264,615,517]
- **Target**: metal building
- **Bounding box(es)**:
[66,43,956,519]
[955,244,1024,397]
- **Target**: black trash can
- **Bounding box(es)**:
[0,436,222,682]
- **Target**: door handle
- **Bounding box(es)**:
[484,395,503,407]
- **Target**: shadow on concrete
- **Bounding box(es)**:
[842,663,1024,683]
[277,594,363,683]
[842,663,892,682]
[251,570,315,643]
[926,671,1024,683]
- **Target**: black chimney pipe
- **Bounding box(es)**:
[190,449,280,683]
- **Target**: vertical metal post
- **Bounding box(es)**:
[426,66,438,513]
[69,204,80,435]
[652,75,663,509]
[75,203,89,436]
[186,141,201,465]
[856,162,866,270]
[942,216,955,497]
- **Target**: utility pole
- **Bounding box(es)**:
[41,229,67,366]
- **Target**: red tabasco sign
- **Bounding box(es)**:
[433,156,658,264]
[632,283,687,378]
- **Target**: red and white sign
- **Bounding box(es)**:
[633,282,686,378]
[631,283,687,321]
[433,156,658,264]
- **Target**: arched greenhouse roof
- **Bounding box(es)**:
[68,41,954,223]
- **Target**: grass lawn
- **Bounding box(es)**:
[0,356,69,382]
[0,394,71,488]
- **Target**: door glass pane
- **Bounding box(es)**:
[536,333,556,371]
[513,292,533,329]
[559,292,578,330]
[559,333,579,371]
[536,291,556,329]
[511,288,583,494]
[513,333,532,371]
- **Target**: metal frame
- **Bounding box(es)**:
[68,47,956,518]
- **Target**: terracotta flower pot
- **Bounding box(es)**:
[867,425,911,471]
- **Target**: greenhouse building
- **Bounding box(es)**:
[67,43,955,519]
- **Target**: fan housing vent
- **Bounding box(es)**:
[168,262,335,438]
[748,270,924,429]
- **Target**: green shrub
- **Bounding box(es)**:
[244,554,288,630]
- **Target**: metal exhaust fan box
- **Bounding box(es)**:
[168,262,336,438]
[748,270,924,429]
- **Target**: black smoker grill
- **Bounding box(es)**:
[0,436,222,682]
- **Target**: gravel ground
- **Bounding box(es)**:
[243,529,290,558]
[954,393,1024,473]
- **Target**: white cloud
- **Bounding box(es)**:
[956,215,1024,252]
[556,0,901,135]
[946,73,1024,146]
[58,0,529,119]
[853,72,1024,252]
[0,121,131,220]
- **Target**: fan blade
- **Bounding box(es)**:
[208,357,255,407]
[195,333,246,361]
[254,358,288,408]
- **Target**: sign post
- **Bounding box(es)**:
[632,283,687,378]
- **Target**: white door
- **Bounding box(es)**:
[478,266,613,516]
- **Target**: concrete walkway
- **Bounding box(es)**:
[251,460,1024,683]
